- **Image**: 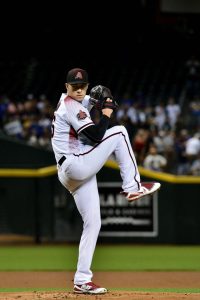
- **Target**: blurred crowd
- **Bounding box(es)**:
[94,94,200,176]
[0,56,200,176]
[0,91,199,176]
[0,93,53,150]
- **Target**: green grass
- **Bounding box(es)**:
[0,287,200,293]
[0,245,200,271]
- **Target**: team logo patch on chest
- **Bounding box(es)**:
[77,110,87,120]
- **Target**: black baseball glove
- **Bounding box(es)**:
[89,85,118,111]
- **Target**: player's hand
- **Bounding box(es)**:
[89,85,118,111]
[102,98,113,118]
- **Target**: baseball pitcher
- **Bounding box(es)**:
[51,68,161,294]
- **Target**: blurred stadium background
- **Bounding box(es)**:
[0,0,200,245]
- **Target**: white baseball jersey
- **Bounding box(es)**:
[51,93,94,163]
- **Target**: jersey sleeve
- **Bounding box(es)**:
[66,99,94,134]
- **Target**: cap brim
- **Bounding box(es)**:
[68,81,88,84]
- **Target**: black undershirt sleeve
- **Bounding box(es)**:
[81,115,110,142]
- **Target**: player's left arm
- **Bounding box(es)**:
[82,95,93,112]
[81,114,110,143]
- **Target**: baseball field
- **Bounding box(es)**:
[0,244,200,299]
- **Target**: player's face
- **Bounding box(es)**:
[66,83,88,101]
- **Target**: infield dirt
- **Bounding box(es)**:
[0,271,200,299]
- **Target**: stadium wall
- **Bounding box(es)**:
[0,137,199,244]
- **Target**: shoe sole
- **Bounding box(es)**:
[128,183,161,202]
[74,290,107,294]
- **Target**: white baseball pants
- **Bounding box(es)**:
[58,125,141,284]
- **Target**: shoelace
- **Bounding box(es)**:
[87,282,100,288]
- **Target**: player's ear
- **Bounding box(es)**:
[65,83,68,89]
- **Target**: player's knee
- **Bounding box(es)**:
[114,125,128,136]
[120,125,128,134]
[85,214,101,232]
[112,125,127,134]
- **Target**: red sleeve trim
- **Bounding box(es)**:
[77,122,94,134]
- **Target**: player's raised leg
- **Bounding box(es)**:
[66,125,160,199]
[66,125,140,190]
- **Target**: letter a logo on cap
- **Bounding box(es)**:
[67,68,88,84]
[75,71,83,79]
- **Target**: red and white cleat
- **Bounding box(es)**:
[121,182,161,202]
[74,281,107,294]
